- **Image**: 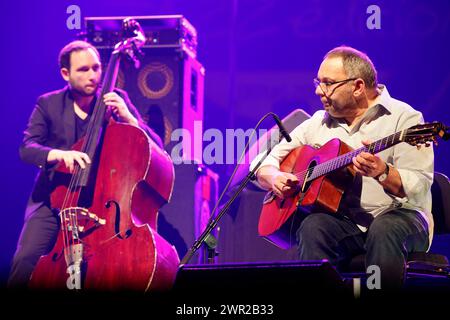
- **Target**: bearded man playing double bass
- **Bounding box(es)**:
[8,40,162,288]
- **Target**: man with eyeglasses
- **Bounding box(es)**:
[253,46,433,290]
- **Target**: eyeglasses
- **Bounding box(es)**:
[313,77,357,94]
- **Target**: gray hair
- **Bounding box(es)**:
[325,46,378,89]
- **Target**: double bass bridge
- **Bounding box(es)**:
[59,207,106,236]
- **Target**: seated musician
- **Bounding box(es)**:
[254,46,434,290]
[8,40,162,288]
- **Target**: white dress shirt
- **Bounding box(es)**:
[252,85,434,245]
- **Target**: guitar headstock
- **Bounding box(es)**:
[404,122,450,148]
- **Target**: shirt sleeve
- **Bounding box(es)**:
[19,100,52,169]
[392,110,434,210]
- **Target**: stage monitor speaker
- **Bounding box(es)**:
[97,47,205,162]
[174,260,352,301]
[157,164,219,264]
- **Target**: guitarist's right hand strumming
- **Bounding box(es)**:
[257,165,299,198]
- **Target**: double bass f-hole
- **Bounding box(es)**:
[105,200,132,239]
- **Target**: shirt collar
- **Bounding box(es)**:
[373,84,394,113]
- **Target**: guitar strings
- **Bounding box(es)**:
[289,130,428,183]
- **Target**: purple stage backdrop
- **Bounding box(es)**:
[1,0,449,283]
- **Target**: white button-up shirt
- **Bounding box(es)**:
[252,85,434,245]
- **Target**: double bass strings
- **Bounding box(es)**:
[60,51,121,256]
[59,80,110,259]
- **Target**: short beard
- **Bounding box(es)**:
[69,85,98,97]
[327,97,357,119]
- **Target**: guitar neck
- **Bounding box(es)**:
[308,129,406,181]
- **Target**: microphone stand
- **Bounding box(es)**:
[180,140,280,266]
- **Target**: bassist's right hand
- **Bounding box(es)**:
[47,149,91,173]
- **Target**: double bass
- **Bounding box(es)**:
[29,19,179,291]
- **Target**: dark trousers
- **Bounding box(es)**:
[7,203,59,288]
[296,209,429,289]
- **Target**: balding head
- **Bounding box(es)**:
[324,46,378,89]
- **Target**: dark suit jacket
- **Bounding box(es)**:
[20,86,163,217]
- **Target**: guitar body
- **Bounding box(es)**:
[258,138,355,249]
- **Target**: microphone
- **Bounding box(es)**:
[272,114,292,142]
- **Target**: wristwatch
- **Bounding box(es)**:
[376,162,390,182]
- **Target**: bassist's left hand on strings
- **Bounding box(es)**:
[104,92,138,126]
